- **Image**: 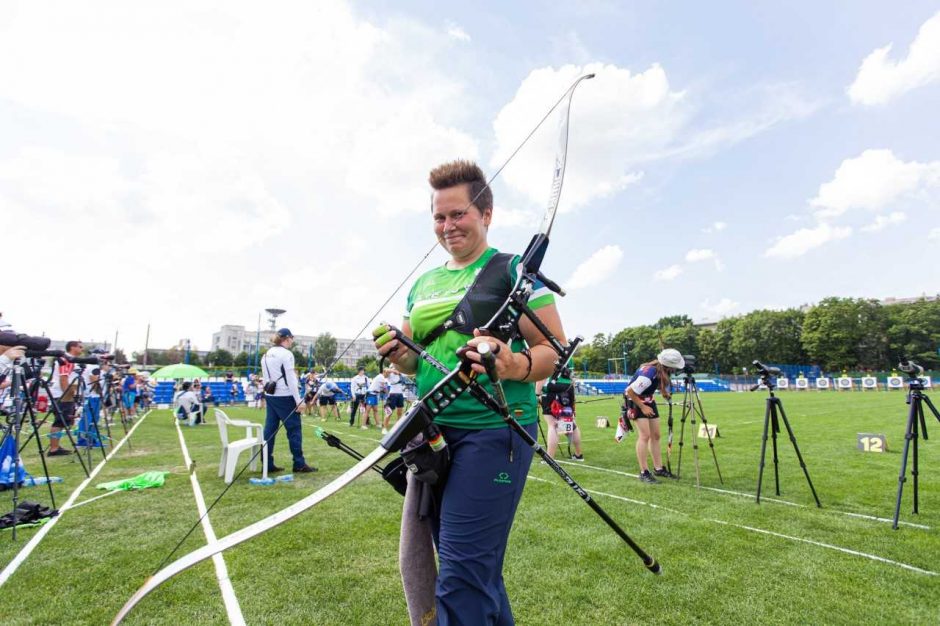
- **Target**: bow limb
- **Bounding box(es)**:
[112,446,390,625]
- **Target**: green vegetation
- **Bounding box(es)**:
[1,392,937,625]
[578,297,940,375]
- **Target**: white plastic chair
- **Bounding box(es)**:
[215,409,268,484]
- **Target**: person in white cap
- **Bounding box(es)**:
[623,348,685,483]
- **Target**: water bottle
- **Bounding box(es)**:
[249,477,275,486]
[23,476,64,486]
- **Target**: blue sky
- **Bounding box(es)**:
[2,1,938,352]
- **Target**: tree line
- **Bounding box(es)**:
[576,297,939,375]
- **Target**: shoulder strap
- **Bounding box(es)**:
[416,252,515,346]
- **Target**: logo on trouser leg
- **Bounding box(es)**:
[493,471,512,485]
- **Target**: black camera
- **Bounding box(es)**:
[752,360,782,377]
[681,354,696,375]
[0,331,51,352]
[898,360,924,378]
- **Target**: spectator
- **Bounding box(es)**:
[174,381,202,426]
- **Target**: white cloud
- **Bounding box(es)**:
[685,248,715,262]
[491,65,814,214]
[764,223,852,259]
[445,22,471,42]
[0,0,481,348]
[491,63,683,211]
[929,227,940,240]
[565,245,623,289]
[653,264,683,281]
[714,259,725,272]
[810,149,940,219]
[848,11,940,105]
[860,211,907,232]
[701,298,739,316]
[702,221,727,233]
[493,205,539,229]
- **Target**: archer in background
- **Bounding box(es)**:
[624,349,685,483]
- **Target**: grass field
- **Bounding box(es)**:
[0,391,938,625]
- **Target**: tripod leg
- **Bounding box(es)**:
[756,399,772,503]
[922,393,940,429]
[777,401,822,508]
[893,398,918,529]
[695,388,724,484]
[677,398,690,478]
[770,402,781,496]
[912,401,921,515]
[665,402,674,474]
[690,401,701,488]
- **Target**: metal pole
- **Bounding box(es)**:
[143,323,150,366]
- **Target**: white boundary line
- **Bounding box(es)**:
[70,489,122,509]
[0,409,152,587]
[324,422,931,530]
[552,459,930,530]
[174,421,246,626]
[526,475,937,577]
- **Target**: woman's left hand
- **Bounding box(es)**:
[462,330,520,380]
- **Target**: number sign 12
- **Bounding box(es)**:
[857,433,887,453]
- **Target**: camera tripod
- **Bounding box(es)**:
[892,371,940,529]
[70,364,111,468]
[103,377,133,449]
[2,363,61,540]
[14,361,90,477]
[754,374,821,507]
[673,375,723,486]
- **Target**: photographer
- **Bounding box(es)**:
[48,341,85,456]
[77,355,104,447]
[262,329,315,473]
[624,349,684,483]
[0,346,26,381]
[121,369,138,419]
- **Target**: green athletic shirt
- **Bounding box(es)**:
[404,247,555,429]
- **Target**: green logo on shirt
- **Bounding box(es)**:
[494,471,512,485]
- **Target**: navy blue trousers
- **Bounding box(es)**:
[263,395,306,470]
[431,422,537,626]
